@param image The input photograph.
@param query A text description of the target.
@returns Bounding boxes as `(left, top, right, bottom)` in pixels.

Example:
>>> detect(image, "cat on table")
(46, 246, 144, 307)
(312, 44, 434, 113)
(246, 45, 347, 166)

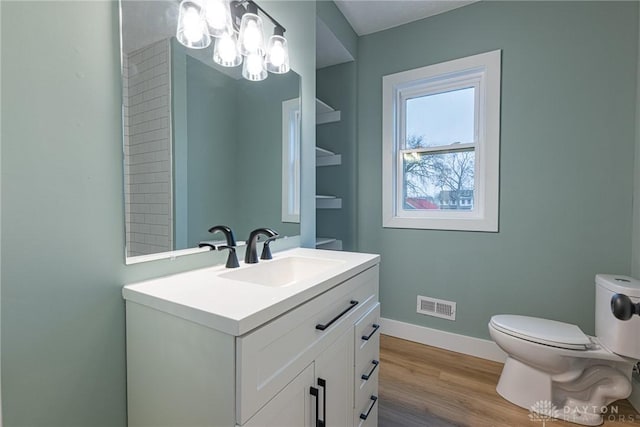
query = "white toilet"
(489, 274, 640, 426)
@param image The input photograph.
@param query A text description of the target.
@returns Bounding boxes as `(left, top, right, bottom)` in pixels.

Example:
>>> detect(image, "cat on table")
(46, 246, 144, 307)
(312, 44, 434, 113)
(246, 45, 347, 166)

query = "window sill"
(383, 215, 498, 232)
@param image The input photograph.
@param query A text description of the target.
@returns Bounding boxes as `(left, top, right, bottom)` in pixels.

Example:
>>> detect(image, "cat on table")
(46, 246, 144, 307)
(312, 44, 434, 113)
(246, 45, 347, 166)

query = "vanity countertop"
(122, 248, 380, 336)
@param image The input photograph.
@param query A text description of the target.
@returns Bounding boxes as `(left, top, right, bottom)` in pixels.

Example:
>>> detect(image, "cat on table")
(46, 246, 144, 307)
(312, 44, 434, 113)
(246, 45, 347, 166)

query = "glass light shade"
(204, 0, 232, 38)
(242, 52, 267, 81)
(176, 0, 211, 49)
(213, 32, 242, 67)
(265, 35, 290, 74)
(238, 13, 265, 56)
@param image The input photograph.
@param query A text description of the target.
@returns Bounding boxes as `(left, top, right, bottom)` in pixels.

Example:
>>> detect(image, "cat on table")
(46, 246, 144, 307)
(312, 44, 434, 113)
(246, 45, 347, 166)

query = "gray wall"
(357, 1, 638, 339)
(0, 1, 316, 425)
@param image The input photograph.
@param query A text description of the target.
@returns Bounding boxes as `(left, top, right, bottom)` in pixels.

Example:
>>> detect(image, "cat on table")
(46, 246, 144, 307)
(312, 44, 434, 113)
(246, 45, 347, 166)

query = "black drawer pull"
(361, 360, 379, 381)
(361, 323, 380, 341)
(310, 387, 320, 427)
(315, 300, 359, 331)
(317, 378, 326, 427)
(359, 395, 378, 421)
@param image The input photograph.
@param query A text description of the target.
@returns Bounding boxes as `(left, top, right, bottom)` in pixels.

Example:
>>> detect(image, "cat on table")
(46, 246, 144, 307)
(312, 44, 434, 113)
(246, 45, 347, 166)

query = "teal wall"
(184, 55, 238, 246)
(0, 1, 316, 425)
(317, 62, 358, 250)
(630, 3, 640, 279)
(357, 1, 638, 339)
(1, 2, 127, 424)
(235, 74, 301, 239)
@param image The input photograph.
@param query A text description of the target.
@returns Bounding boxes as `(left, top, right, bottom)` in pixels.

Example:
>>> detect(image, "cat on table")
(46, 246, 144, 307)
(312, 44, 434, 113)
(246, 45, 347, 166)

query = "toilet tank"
(595, 274, 640, 359)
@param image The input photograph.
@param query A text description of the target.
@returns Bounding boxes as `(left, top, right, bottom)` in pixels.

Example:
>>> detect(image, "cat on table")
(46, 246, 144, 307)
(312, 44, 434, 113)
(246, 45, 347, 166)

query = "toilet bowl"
(490, 274, 640, 426)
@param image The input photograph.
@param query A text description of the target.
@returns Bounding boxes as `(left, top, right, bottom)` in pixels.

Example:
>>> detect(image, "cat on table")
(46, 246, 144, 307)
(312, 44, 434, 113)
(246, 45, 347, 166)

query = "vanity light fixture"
(237, 2, 264, 56)
(176, 0, 290, 82)
(265, 26, 290, 74)
(176, 0, 211, 49)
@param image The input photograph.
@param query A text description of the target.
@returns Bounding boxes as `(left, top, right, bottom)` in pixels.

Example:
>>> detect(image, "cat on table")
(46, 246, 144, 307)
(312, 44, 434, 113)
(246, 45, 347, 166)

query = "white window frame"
(281, 98, 301, 223)
(382, 50, 501, 232)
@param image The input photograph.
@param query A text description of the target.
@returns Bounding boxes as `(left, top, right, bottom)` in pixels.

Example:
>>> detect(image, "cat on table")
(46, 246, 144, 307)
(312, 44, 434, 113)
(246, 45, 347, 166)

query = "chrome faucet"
(245, 228, 279, 264)
(208, 225, 239, 268)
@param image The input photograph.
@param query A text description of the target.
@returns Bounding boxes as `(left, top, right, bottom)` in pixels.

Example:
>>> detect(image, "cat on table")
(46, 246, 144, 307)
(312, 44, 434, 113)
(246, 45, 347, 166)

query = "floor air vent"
(417, 295, 456, 321)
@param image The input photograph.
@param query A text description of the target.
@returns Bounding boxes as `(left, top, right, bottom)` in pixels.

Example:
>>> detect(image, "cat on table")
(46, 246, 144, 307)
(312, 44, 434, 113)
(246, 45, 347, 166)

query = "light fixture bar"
(244, 0, 285, 34)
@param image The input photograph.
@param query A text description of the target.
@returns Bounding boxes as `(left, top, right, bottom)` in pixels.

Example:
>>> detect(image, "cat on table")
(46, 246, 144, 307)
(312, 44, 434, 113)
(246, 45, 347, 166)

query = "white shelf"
(316, 195, 342, 209)
(316, 99, 334, 115)
(316, 146, 335, 156)
(316, 98, 341, 125)
(316, 237, 343, 251)
(316, 98, 343, 246)
(316, 146, 342, 167)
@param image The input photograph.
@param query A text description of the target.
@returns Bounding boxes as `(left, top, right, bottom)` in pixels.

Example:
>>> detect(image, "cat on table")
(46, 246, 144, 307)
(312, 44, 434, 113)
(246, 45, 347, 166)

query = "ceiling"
(333, 0, 478, 36)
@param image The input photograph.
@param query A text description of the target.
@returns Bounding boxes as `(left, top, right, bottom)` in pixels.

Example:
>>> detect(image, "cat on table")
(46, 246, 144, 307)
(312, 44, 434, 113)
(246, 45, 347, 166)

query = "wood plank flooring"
(378, 335, 640, 426)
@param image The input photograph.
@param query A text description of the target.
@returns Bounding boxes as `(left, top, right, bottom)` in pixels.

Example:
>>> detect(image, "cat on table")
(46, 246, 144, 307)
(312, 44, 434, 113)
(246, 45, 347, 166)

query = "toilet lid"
(490, 315, 591, 350)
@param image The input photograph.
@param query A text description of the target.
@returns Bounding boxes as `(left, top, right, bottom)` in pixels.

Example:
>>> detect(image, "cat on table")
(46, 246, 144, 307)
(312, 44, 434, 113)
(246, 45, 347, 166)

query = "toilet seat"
(490, 315, 591, 350)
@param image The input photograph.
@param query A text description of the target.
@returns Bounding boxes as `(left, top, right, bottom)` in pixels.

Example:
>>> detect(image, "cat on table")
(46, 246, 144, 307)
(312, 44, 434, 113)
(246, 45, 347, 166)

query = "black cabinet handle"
(361, 323, 380, 341)
(310, 387, 320, 427)
(315, 300, 359, 331)
(317, 378, 326, 427)
(359, 395, 378, 421)
(361, 360, 379, 381)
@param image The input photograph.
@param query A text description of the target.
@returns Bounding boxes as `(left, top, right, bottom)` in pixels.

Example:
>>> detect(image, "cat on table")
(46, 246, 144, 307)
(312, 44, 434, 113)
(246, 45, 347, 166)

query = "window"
(282, 98, 301, 223)
(382, 50, 501, 231)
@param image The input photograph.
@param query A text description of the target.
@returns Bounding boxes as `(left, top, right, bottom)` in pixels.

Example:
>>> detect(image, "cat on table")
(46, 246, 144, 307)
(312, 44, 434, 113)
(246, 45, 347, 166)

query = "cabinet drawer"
(354, 303, 380, 374)
(236, 265, 379, 424)
(354, 392, 379, 427)
(354, 303, 380, 411)
(355, 356, 379, 411)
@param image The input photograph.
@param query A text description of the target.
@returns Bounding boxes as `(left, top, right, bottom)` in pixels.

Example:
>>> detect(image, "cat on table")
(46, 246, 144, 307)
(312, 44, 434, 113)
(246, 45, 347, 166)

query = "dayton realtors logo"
(528, 400, 636, 424)
(528, 400, 557, 426)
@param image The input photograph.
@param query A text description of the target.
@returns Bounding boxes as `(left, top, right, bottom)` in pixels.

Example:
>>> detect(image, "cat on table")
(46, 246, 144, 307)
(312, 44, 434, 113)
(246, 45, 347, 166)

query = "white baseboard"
(380, 317, 506, 363)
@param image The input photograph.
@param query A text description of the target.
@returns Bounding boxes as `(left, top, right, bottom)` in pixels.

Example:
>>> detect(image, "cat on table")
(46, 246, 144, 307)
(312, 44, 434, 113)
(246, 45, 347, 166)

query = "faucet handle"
(208, 225, 237, 247)
(245, 228, 279, 264)
(198, 243, 216, 251)
(218, 245, 240, 269)
(260, 235, 279, 260)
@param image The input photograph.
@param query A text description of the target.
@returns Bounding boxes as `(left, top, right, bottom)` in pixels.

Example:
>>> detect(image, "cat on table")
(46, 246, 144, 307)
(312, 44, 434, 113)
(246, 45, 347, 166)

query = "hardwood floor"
(378, 335, 640, 427)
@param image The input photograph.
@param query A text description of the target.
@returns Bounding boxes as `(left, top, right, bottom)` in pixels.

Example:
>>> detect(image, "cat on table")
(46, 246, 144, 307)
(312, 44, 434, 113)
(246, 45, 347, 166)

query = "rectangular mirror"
(120, 0, 301, 262)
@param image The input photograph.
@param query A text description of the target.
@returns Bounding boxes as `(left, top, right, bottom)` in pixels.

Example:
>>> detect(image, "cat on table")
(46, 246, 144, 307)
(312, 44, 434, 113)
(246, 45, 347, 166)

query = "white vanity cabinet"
(124, 249, 380, 427)
(245, 328, 354, 427)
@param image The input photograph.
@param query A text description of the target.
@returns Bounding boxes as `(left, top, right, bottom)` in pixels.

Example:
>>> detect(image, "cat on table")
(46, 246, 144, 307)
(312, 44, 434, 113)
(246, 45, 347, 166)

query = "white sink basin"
(220, 256, 344, 287)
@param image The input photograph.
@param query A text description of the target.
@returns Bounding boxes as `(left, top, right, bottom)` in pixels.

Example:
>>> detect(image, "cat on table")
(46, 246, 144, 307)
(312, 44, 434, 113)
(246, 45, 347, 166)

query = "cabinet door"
(243, 364, 314, 427)
(314, 329, 354, 427)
